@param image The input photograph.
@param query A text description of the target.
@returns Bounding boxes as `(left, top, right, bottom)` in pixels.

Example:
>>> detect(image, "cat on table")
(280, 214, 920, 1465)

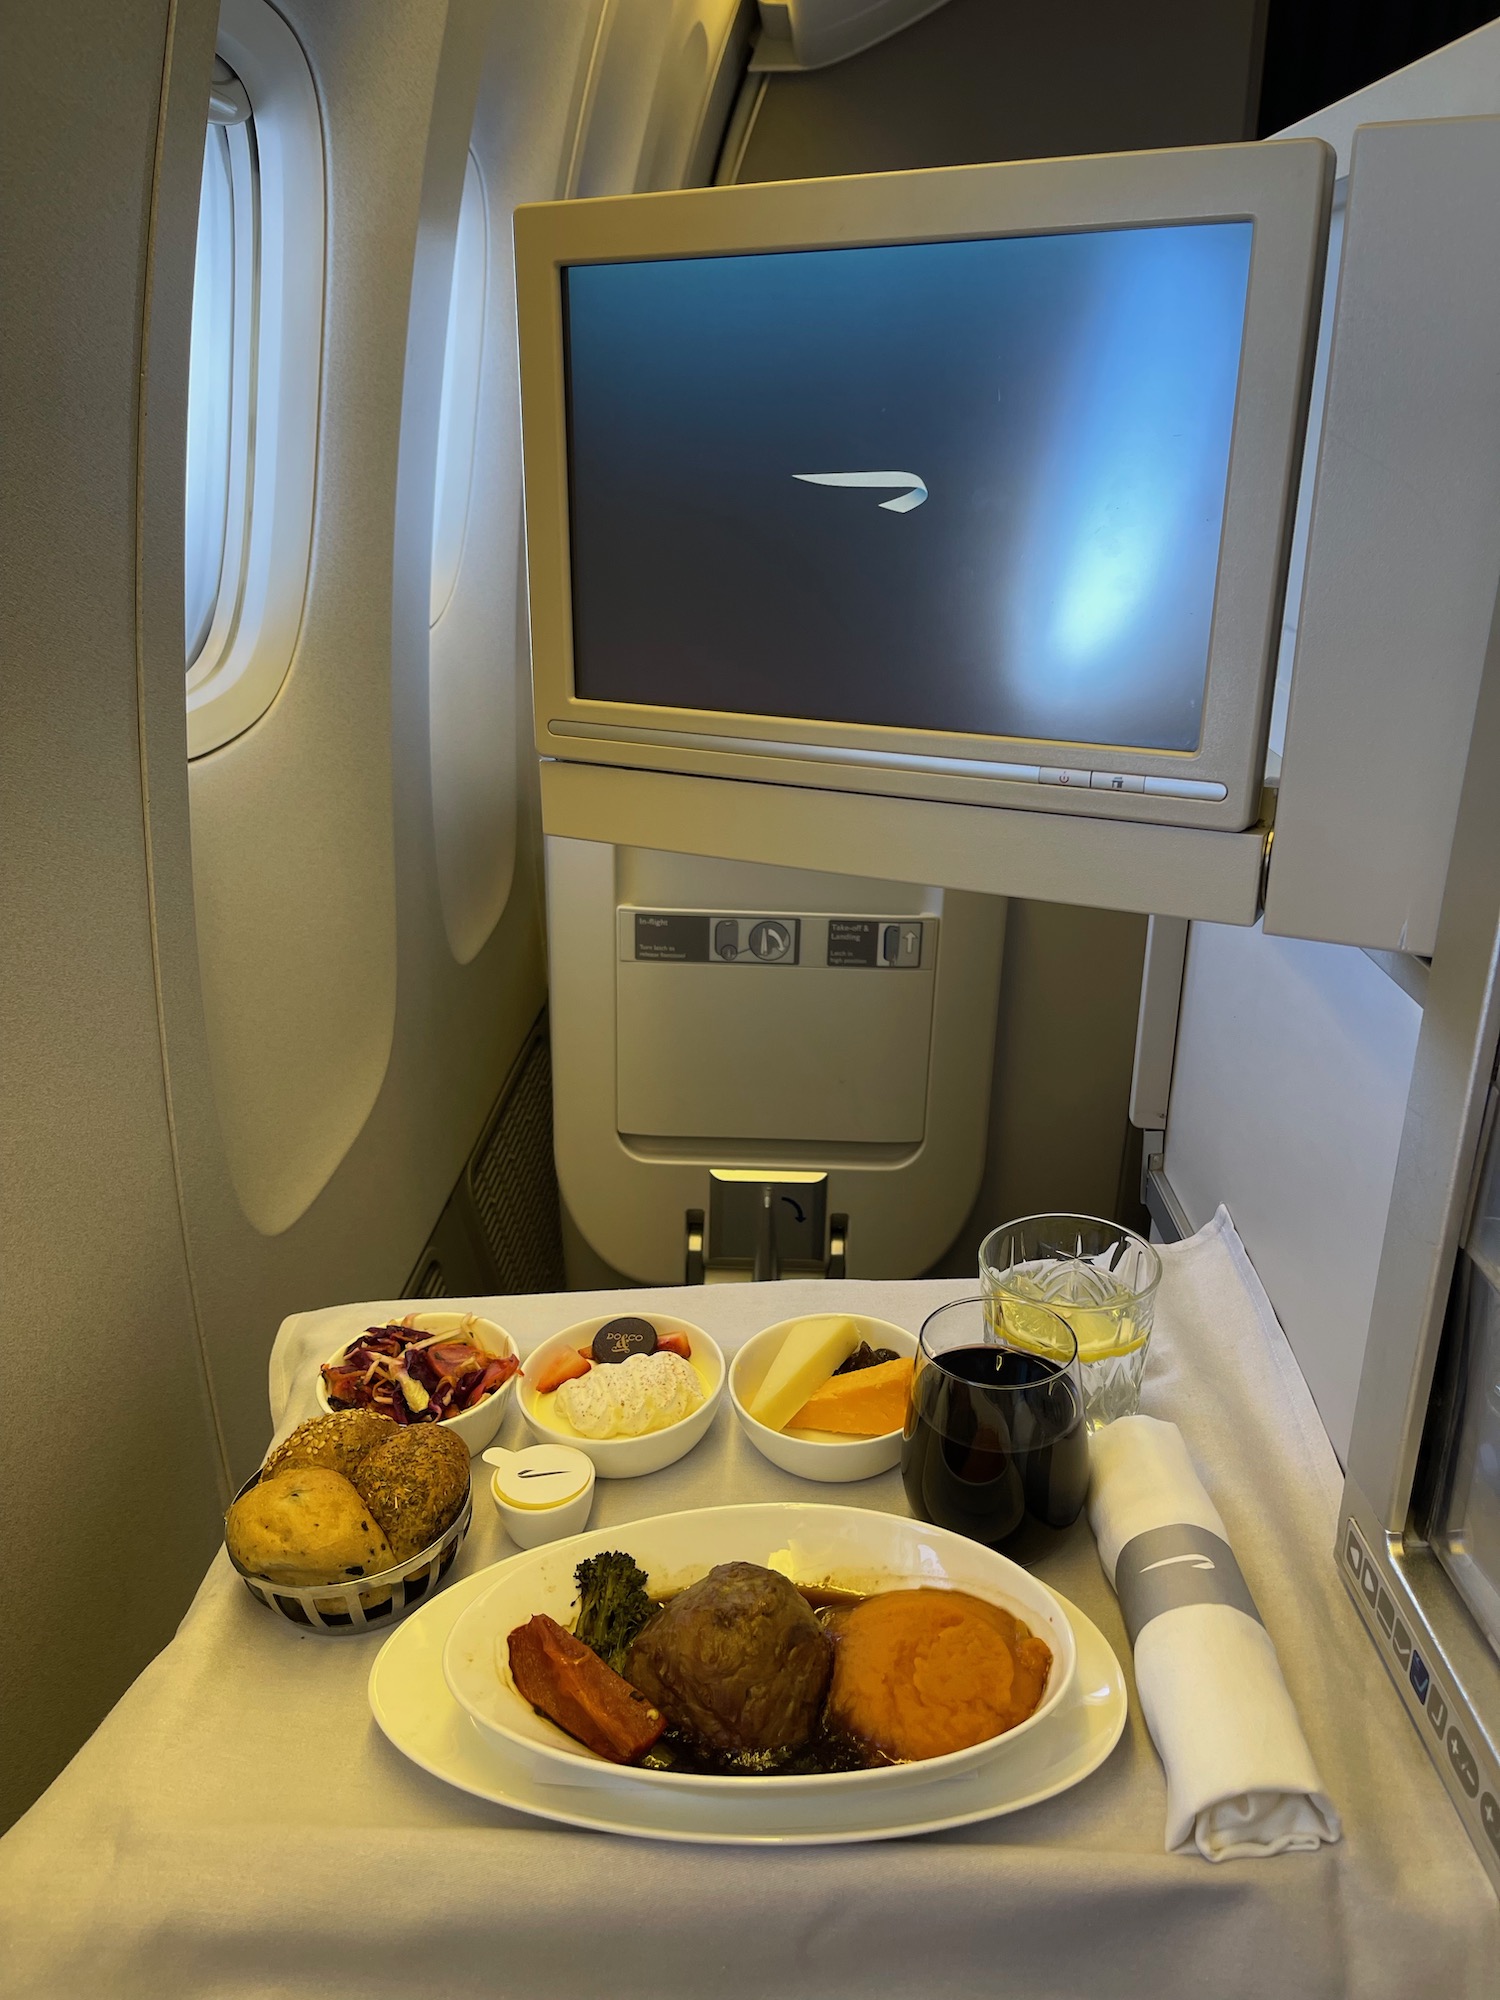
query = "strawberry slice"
(534, 1349, 591, 1396)
(656, 1331, 692, 1360)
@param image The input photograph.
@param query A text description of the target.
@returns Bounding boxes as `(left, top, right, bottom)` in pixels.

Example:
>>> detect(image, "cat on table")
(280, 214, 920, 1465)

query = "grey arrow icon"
(793, 470, 928, 513)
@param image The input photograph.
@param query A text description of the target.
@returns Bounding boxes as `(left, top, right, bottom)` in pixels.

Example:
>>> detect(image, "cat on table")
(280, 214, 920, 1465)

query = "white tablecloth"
(1, 1210, 1494, 1997)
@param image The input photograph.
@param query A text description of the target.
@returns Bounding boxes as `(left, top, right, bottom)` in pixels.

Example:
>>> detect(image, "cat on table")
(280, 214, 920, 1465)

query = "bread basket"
(226, 1474, 473, 1635)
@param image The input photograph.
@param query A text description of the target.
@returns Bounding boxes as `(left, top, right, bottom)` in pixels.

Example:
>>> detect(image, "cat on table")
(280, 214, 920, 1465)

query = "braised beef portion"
(624, 1561, 833, 1753)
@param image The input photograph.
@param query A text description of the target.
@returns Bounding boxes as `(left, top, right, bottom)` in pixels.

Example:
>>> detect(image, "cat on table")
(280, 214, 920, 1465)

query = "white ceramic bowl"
(443, 1502, 1077, 1797)
(519, 1314, 723, 1479)
(729, 1316, 917, 1483)
(315, 1310, 519, 1455)
(488, 1445, 596, 1550)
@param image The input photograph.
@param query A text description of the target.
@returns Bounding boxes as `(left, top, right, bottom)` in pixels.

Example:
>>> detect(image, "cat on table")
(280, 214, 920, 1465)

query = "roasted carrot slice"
(507, 1614, 665, 1763)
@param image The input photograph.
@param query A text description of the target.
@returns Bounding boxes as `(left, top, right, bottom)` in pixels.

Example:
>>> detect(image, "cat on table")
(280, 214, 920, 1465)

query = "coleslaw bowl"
(315, 1310, 519, 1454)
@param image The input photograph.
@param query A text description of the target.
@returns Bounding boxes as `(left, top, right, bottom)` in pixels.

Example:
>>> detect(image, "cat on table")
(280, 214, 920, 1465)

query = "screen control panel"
(620, 910, 933, 971)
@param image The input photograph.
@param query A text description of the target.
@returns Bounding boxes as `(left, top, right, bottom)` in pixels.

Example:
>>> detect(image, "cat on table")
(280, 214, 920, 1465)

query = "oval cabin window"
(184, 2, 323, 758)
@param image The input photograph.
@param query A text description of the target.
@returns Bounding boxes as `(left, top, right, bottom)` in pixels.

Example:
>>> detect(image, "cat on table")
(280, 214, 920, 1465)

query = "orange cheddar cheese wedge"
(787, 1356, 914, 1437)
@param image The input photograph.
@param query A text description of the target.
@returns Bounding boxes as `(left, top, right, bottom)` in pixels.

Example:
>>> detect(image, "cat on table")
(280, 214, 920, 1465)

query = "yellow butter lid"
(487, 1444, 592, 1510)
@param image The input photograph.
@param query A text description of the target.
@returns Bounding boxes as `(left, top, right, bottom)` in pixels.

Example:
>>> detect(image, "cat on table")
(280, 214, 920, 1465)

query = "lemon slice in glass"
(990, 1280, 1146, 1365)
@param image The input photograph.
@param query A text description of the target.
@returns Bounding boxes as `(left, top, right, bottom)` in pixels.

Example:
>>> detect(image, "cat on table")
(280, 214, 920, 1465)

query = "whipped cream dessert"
(553, 1350, 705, 1439)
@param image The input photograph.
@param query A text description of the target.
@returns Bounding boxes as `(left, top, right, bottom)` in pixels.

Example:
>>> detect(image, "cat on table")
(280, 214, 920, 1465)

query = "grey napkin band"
(1113, 1523, 1263, 1648)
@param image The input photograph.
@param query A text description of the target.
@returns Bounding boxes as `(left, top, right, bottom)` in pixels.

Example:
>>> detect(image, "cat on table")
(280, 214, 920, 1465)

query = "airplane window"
(430, 150, 488, 627)
(184, 6, 323, 759)
(185, 71, 252, 674)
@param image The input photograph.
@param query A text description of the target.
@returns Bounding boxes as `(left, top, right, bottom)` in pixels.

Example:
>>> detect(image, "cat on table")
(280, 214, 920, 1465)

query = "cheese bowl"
(729, 1318, 917, 1483)
(442, 1501, 1077, 1797)
(518, 1315, 723, 1478)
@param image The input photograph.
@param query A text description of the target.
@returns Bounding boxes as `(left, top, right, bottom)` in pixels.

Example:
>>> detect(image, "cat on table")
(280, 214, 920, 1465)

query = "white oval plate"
(369, 1565, 1125, 1846)
(441, 1502, 1077, 1797)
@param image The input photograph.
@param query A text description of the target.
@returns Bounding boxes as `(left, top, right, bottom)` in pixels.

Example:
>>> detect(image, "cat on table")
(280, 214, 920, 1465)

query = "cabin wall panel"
(931, 901, 1149, 1276)
(1164, 922, 1421, 1460)
(429, 0, 619, 965)
(140, 0, 615, 1485)
(1159, 23, 1500, 1462)
(0, 0, 605, 1833)
(184, 1, 446, 1235)
(0, 0, 224, 1834)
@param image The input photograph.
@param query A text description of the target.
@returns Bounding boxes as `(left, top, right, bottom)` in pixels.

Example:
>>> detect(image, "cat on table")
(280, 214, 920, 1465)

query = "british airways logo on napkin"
(1114, 1523, 1263, 1647)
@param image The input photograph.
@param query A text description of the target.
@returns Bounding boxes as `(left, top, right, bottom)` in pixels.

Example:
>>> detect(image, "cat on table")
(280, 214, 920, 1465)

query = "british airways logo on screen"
(793, 470, 928, 514)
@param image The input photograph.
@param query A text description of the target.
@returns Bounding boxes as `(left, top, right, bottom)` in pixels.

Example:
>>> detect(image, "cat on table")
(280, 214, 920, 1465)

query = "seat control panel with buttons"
(1341, 1513, 1500, 1890)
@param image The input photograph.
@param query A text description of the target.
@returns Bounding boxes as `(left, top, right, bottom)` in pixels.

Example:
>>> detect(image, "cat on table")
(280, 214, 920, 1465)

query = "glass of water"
(979, 1214, 1161, 1430)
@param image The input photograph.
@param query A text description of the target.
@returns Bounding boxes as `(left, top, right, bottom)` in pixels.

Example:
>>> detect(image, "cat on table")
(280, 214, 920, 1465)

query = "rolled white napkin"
(1088, 1415, 1340, 1861)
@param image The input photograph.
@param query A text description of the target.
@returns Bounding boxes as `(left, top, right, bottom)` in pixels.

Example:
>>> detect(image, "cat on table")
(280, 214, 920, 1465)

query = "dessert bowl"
(519, 1314, 723, 1478)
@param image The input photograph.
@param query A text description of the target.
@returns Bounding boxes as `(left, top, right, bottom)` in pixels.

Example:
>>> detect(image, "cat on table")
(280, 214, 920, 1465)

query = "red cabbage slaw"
(321, 1316, 519, 1424)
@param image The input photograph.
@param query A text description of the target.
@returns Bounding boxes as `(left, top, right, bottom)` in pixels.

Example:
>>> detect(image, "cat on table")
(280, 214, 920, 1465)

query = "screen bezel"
(516, 141, 1333, 833)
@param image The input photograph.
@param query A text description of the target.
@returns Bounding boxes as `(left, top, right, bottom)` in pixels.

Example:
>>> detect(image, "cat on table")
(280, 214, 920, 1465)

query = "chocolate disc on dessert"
(592, 1316, 659, 1365)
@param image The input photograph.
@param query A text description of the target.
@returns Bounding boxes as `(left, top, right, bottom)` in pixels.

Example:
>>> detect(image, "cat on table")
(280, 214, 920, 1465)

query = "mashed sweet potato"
(824, 1588, 1051, 1762)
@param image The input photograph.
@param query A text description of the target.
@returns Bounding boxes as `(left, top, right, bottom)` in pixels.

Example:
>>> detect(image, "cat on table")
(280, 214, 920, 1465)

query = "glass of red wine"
(901, 1297, 1089, 1561)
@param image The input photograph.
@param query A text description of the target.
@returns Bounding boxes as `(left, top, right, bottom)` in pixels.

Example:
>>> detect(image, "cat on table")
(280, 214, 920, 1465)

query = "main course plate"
(441, 1501, 1079, 1796)
(369, 1565, 1126, 1846)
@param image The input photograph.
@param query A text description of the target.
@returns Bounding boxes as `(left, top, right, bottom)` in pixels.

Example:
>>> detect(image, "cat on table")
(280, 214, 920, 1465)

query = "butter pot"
(485, 1444, 595, 1549)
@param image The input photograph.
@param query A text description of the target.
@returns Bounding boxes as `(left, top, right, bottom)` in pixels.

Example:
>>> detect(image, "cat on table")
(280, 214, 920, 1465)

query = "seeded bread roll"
(225, 1468, 395, 1585)
(352, 1424, 470, 1561)
(262, 1409, 399, 1484)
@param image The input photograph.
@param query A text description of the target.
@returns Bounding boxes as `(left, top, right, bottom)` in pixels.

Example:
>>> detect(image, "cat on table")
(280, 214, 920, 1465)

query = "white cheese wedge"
(748, 1315, 862, 1432)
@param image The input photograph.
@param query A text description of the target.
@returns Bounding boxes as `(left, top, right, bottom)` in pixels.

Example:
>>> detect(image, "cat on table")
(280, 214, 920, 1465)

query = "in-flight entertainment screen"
(563, 222, 1253, 755)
